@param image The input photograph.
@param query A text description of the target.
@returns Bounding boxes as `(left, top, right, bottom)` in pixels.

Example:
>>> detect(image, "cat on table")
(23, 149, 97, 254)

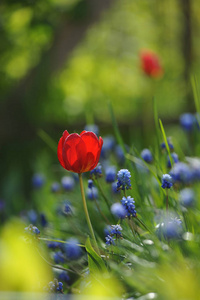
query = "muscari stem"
(95, 178, 111, 210)
(78, 173, 100, 255)
(166, 189, 169, 213)
(136, 216, 152, 234)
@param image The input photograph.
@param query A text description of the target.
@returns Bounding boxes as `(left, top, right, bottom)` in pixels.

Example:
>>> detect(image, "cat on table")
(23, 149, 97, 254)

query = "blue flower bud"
(141, 148, 153, 163)
(111, 203, 126, 219)
(61, 176, 75, 191)
(180, 113, 195, 131)
(117, 169, 131, 190)
(105, 166, 117, 183)
(161, 174, 173, 189)
(65, 238, 81, 260)
(32, 173, 45, 189)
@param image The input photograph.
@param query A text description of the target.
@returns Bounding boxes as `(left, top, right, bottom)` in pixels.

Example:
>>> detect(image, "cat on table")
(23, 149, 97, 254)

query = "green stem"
(95, 178, 111, 210)
(136, 216, 152, 234)
(166, 189, 169, 214)
(128, 218, 136, 238)
(78, 173, 100, 255)
(93, 197, 111, 225)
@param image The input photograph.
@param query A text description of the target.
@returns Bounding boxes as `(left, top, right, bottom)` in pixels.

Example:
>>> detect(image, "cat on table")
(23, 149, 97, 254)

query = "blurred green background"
(0, 0, 200, 210)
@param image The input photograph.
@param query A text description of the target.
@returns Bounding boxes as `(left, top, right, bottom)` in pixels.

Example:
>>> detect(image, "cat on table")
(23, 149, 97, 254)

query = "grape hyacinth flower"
(47, 242, 61, 250)
(117, 169, 131, 190)
(110, 224, 123, 238)
(105, 166, 117, 183)
(111, 203, 126, 219)
(45, 279, 63, 294)
(65, 238, 81, 260)
(27, 209, 37, 225)
(86, 187, 98, 200)
(88, 179, 94, 189)
(170, 162, 193, 184)
(161, 174, 173, 189)
(24, 224, 40, 237)
(101, 135, 115, 159)
(141, 149, 153, 163)
(105, 235, 115, 245)
(115, 145, 125, 164)
(40, 213, 48, 227)
(104, 225, 111, 237)
(63, 201, 73, 216)
(180, 113, 195, 131)
(61, 176, 75, 191)
(58, 271, 70, 283)
(156, 218, 183, 240)
(51, 182, 60, 193)
(167, 153, 179, 168)
(84, 124, 99, 136)
(121, 196, 137, 218)
(112, 181, 120, 194)
(54, 251, 65, 264)
(179, 188, 195, 208)
(161, 138, 174, 151)
(32, 173, 45, 189)
(90, 163, 102, 178)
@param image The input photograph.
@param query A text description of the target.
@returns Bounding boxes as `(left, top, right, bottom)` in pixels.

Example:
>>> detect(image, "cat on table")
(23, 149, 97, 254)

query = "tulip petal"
(63, 134, 87, 173)
(89, 136, 103, 171)
(80, 132, 100, 171)
(81, 152, 95, 173)
(81, 131, 100, 155)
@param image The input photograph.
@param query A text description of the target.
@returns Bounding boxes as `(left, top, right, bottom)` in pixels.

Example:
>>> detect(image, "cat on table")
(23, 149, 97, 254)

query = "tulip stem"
(78, 173, 100, 255)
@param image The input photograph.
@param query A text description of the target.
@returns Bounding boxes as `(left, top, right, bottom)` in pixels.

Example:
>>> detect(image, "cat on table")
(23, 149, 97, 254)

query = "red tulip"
(57, 130, 103, 173)
(140, 51, 163, 78)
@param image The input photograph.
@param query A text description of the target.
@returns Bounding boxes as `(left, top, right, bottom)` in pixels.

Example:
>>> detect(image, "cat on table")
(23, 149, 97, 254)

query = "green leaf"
(191, 75, 200, 119)
(159, 119, 173, 168)
(85, 237, 107, 274)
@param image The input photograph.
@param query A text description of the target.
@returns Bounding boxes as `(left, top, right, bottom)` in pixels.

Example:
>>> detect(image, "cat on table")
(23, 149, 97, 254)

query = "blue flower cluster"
(24, 224, 40, 237)
(110, 224, 123, 237)
(167, 153, 179, 168)
(65, 238, 81, 260)
(88, 179, 94, 189)
(101, 135, 115, 159)
(58, 271, 70, 283)
(45, 279, 63, 293)
(180, 113, 196, 131)
(54, 251, 65, 264)
(121, 196, 137, 217)
(84, 124, 99, 136)
(161, 174, 173, 189)
(141, 148, 153, 163)
(170, 162, 193, 184)
(105, 224, 123, 245)
(32, 173, 45, 189)
(158, 218, 182, 240)
(105, 235, 115, 245)
(105, 166, 117, 183)
(161, 138, 174, 151)
(179, 188, 195, 208)
(117, 169, 131, 190)
(86, 187, 98, 200)
(90, 163, 102, 178)
(111, 203, 126, 219)
(61, 176, 75, 191)
(51, 182, 60, 193)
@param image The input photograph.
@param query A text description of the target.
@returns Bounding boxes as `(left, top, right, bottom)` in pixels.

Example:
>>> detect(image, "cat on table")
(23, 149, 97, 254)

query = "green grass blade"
(38, 129, 57, 152)
(159, 119, 173, 169)
(108, 100, 126, 153)
(191, 75, 200, 117)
